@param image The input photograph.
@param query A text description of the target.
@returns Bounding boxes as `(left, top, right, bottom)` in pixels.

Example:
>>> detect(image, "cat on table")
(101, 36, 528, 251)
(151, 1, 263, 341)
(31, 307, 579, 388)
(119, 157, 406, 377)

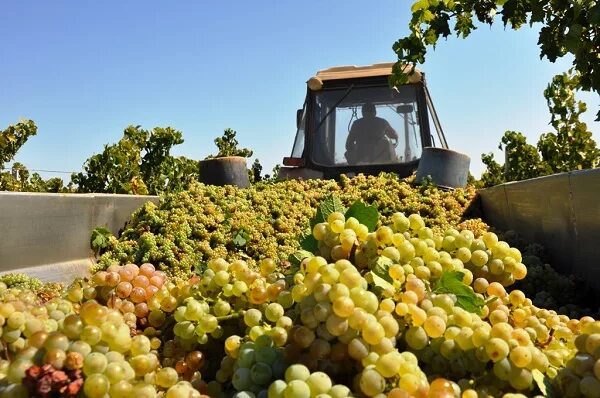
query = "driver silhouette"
(345, 102, 398, 164)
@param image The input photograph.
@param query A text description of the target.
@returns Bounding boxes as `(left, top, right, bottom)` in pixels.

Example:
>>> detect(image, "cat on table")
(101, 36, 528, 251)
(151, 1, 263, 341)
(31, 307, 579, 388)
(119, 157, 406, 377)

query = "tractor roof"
(314, 62, 422, 82)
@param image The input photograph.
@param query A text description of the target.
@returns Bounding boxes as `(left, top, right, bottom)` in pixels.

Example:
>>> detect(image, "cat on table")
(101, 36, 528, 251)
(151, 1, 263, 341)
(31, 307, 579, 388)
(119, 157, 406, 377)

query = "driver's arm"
(384, 121, 398, 141)
(346, 122, 358, 150)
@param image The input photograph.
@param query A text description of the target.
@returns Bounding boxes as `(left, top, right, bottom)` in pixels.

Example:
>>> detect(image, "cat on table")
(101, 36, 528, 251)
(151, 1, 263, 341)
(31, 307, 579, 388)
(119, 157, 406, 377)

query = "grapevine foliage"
(72, 125, 199, 195)
(0, 120, 65, 192)
(205, 128, 253, 159)
(394, 0, 600, 119)
(479, 70, 600, 187)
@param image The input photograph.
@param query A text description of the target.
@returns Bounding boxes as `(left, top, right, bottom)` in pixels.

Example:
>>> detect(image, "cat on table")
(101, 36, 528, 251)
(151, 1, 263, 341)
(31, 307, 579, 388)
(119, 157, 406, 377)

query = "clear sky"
(1, 1, 598, 180)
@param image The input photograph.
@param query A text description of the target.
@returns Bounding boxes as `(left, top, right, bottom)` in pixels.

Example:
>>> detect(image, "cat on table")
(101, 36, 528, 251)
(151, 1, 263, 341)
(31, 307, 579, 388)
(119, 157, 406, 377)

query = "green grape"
(485, 337, 510, 362)
(6, 358, 32, 384)
(105, 361, 126, 383)
(233, 367, 253, 391)
(245, 309, 263, 327)
(471, 250, 488, 267)
(131, 335, 152, 356)
(362, 321, 385, 345)
(264, 303, 284, 323)
(83, 373, 110, 398)
(329, 385, 351, 398)
(359, 368, 385, 396)
(251, 362, 273, 385)
(134, 383, 158, 398)
(405, 326, 429, 350)
(268, 380, 288, 398)
(284, 380, 311, 398)
(109, 380, 134, 397)
(306, 372, 332, 396)
(83, 352, 108, 375)
(285, 364, 310, 382)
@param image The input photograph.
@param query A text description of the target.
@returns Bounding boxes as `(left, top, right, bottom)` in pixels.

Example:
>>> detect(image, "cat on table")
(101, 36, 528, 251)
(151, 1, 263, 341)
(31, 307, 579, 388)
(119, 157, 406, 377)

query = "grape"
(131, 335, 152, 355)
(332, 296, 354, 318)
(285, 364, 310, 382)
(166, 381, 196, 398)
(268, 380, 288, 398)
(362, 321, 385, 345)
(424, 315, 446, 338)
(84, 373, 110, 398)
(186, 350, 205, 370)
(245, 309, 263, 327)
(509, 345, 532, 368)
(360, 368, 385, 396)
(265, 303, 285, 323)
(485, 338, 510, 362)
(83, 352, 108, 374)
(233, 367, 253, 391)
(110, 380, 134, 397)
(284, 380, 311, 398)
(105, 361, 126, 383)
(405, 326, 428, 350)
(251, 362, 273, 385)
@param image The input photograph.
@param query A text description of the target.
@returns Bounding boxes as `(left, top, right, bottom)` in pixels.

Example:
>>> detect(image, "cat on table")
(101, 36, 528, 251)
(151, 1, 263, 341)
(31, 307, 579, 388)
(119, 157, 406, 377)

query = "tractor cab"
(279, 63, 447, 180)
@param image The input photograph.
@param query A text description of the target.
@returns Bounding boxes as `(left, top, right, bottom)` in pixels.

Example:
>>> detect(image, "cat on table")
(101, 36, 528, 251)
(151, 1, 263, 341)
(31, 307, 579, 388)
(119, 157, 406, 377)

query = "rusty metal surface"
(479, 169, 600, 280)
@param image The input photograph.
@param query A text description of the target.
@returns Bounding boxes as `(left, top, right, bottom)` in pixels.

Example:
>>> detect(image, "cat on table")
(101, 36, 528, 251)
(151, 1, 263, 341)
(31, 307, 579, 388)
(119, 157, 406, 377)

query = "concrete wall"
(479, 168, 600, 281)
(0, 193, 159, 283)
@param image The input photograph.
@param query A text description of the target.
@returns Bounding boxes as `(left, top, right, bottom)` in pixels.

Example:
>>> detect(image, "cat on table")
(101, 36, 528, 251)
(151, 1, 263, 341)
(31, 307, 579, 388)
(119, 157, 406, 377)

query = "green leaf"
(300, 233, 319, 253)
(411, 0, 429, 13)
(369, 271, 394, 292)
(532, 369, 558, 397)
(312, 194, 346, 229)
(90, 227, 112, 254)
(232, 228, 249, 248)
(289, 250, 313, 267)
(194, 262, 207, 275)
(434, 271, 485, 314)
(589, 4, 600, 25)
(371, 256, 394, 284)
(345, 201, 379, 232)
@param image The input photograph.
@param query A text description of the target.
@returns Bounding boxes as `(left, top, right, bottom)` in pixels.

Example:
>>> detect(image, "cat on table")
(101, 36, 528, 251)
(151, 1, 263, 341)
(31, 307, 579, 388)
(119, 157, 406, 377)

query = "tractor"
(279, 63, 450, 180)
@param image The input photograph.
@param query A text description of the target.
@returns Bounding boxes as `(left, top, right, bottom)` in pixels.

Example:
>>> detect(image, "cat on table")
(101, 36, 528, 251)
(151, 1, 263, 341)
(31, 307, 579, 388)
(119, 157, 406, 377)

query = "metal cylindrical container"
(199, 156, 250, 188)
(415, 147, 470, 189)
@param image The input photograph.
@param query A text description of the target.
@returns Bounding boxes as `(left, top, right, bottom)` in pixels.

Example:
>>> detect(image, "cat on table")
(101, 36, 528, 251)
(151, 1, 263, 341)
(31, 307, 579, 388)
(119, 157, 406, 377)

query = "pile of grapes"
(96, 174, 483, 275)
(0, 175, 598, 397)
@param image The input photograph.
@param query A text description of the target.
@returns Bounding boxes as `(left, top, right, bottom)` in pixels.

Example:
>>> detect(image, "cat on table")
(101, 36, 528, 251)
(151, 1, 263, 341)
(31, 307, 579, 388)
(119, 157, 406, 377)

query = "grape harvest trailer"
(0, 168, 598, 285)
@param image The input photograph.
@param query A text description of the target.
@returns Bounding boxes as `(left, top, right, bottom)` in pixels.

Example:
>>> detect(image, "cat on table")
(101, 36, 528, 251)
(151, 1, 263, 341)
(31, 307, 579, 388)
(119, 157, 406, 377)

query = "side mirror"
(296, 109, 303, 128)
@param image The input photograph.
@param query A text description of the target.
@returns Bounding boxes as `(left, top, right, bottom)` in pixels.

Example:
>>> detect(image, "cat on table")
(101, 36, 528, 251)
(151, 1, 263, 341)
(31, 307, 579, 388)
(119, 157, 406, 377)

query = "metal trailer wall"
(0, 193, 159, 283)
(478, 168, 600, 282)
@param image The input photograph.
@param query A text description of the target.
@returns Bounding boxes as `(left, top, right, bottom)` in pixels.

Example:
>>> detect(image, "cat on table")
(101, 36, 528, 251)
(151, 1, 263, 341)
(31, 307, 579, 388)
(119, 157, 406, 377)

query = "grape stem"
(215, 313, 240, 321)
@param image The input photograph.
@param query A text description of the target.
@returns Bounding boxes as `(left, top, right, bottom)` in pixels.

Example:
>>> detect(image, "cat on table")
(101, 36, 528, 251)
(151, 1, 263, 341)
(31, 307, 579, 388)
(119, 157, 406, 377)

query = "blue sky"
(1, 1, 598, 179)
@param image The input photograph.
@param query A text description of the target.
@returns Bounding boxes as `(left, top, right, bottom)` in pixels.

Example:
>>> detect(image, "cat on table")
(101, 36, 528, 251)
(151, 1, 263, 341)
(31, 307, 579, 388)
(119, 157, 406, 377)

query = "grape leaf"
(433, 271, 485, 314)
(300, 233, 318, 253)
(369, 271, 394, 292)
(345, 200, 379, 232)
(532, 369, 558, 397)
(311, 194, 346, 228)
(232, 228, 249, 248)
(90, 227, 112, 254)
(371, 256, 394, 284)
(289, 250, 313, 267)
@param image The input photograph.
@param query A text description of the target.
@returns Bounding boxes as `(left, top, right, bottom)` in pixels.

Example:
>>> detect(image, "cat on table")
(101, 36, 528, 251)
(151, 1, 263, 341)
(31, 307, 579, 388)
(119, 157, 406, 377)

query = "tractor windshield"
(311, 85, 422, 166)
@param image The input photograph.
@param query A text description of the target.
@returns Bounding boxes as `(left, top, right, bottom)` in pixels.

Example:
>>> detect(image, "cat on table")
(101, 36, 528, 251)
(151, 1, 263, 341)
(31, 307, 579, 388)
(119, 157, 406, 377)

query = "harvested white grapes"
(0, 179, 597, 398)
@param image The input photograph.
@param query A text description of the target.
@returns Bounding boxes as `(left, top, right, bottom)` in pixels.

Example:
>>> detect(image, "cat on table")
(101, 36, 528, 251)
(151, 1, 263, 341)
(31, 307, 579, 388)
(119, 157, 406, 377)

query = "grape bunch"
(67, 263, 169, 332)
(553, 319, 600, 397)
(266, 364, 352, 398)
